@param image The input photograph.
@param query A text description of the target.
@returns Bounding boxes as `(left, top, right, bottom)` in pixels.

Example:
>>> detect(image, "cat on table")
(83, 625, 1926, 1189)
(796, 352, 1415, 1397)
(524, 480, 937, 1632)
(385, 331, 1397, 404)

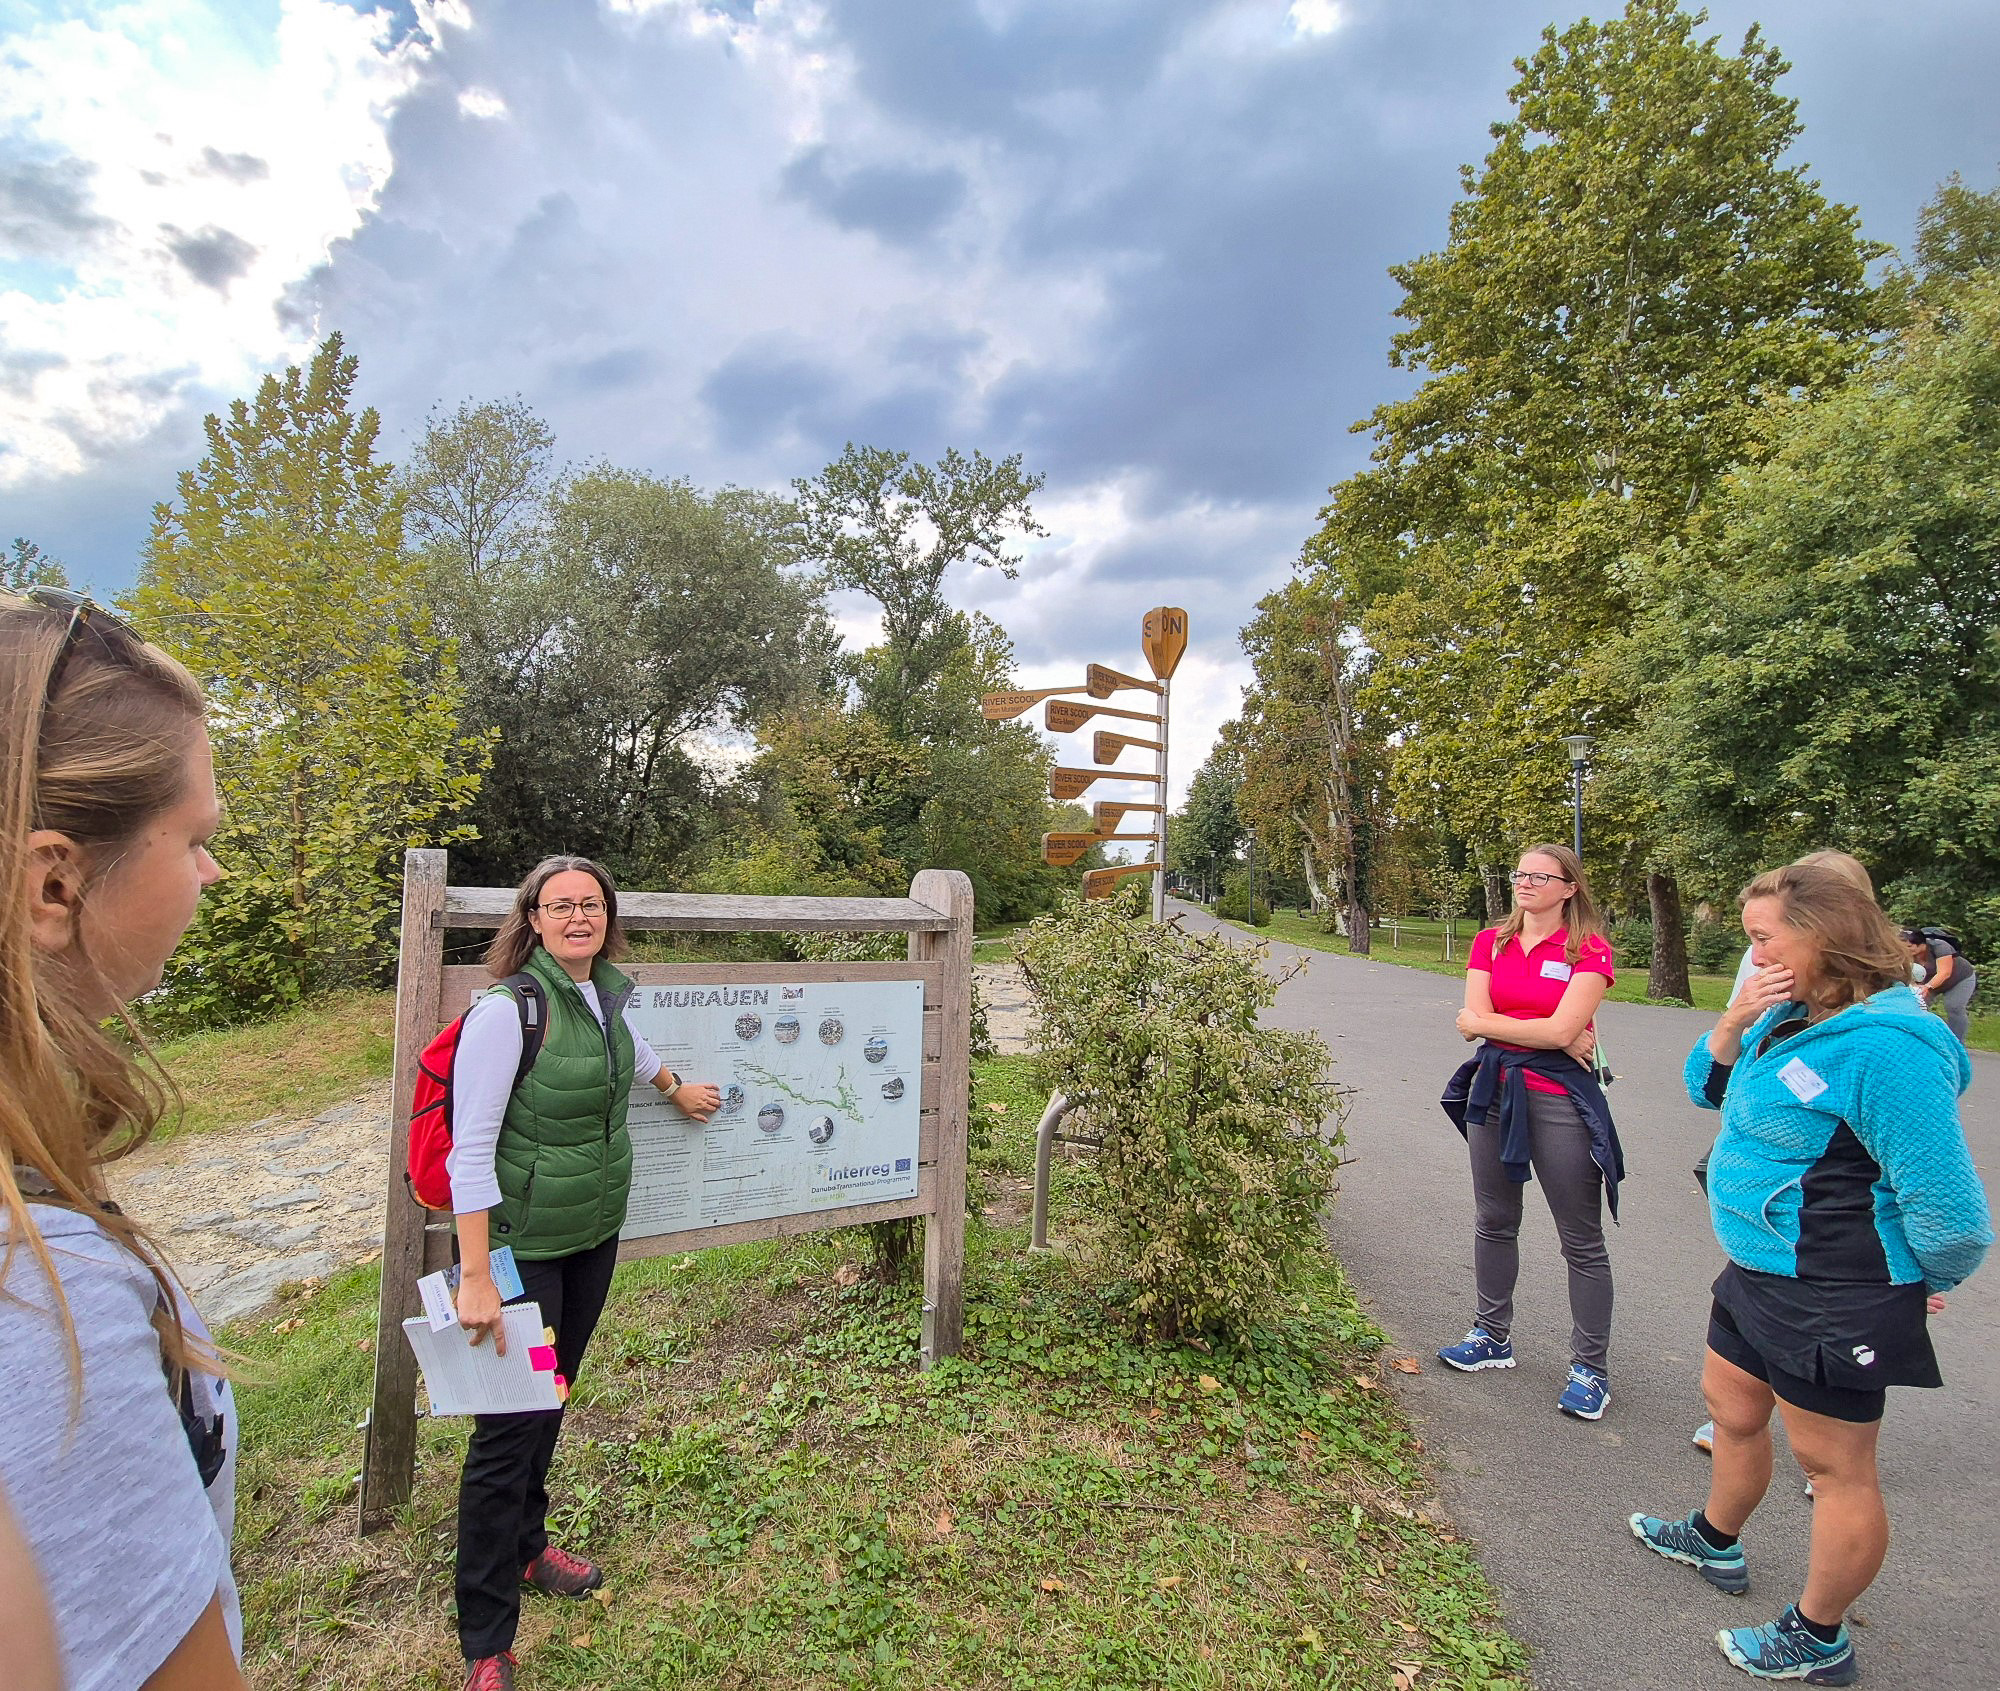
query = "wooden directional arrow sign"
(1093, 800, 1163, 832)
(1042, 830, 1160, 868)
(981, 684, 1086, 722)
(1082, 862, 1163, 900)
(1086, 663, 1163, 700)
(1045, 697, 1160, 734)
(1093, 729, 1163, 764)
(1141, 607, 1189, 680)
(1050, 765, 1163, 802)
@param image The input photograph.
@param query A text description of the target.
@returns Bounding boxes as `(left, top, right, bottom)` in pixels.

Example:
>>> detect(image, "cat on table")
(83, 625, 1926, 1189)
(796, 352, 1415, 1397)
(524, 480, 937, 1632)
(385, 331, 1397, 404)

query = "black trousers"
(455, 1233, 620, 1659)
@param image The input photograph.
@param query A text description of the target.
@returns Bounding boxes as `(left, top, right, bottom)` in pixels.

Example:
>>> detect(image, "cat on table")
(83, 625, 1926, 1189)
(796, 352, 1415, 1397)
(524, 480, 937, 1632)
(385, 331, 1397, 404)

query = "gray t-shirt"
(0, 1204, 239, 1689)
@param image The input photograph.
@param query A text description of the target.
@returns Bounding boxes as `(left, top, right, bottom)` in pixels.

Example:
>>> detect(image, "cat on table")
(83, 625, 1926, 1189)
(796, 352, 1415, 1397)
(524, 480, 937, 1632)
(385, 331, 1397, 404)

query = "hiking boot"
(1694, 1419, 1716, 1453)
(523, 1544, 603, 1598)
(463, 1653, 516, 1691)
(1629, 1509, 1749, 1594)
(1558, 1362, 1610, 1420)
(1717, 1606, 1856, 1684)
(1437, 1326, 1515, 1372)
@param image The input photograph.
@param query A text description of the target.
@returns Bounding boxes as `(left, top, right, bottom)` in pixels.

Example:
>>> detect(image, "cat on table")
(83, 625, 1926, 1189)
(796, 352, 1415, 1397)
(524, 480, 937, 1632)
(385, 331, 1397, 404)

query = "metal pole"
(1152, 675, 1170, 921)
(1570, 759, 1584, 860)
(1030, 1091, 1070, 1251)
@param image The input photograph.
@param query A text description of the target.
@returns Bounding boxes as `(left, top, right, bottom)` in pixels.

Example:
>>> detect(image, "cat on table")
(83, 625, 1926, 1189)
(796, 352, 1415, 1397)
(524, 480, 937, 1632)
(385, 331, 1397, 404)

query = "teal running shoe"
(1628, 1509, 1749, 1594)
(1717, 1606, 1855, 1684)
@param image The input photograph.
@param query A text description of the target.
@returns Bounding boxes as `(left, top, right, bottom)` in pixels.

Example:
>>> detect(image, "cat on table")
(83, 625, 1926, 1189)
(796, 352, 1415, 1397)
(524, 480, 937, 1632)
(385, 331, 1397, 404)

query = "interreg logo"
(894, 1158, 912, 1173)
(819, 1163, 894, 1184)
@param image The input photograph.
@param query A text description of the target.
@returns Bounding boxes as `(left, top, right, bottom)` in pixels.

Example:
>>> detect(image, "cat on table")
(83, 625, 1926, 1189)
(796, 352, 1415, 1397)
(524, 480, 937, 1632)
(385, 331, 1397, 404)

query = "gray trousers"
(1935, 973, 1977, 1043)
(1467, 1086, 1613, 1373)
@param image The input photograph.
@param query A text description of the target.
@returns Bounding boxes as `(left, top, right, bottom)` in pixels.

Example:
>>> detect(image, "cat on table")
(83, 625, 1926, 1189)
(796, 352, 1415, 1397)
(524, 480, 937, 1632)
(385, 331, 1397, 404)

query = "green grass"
(1228, 910, 1732, 1010)
(146, 990, 396, 1142)
(1215, 909, 1999, 1051)
(973, 919, 1036, 965)
(222, 1054, 1526, 1691)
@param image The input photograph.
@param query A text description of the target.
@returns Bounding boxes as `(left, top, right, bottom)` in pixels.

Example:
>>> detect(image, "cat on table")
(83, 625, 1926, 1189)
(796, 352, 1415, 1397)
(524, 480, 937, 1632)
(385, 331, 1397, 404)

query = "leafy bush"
(1608, 917, 1654, 971)
(1689, 917, 1742, 973)
(1215, 871, 1271, 926)
(1017, 901, 1342, 1339)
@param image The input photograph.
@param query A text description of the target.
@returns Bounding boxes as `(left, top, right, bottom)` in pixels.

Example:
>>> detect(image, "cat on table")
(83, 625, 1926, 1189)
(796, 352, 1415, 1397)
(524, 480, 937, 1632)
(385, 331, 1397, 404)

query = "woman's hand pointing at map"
(661, 1073, 722, 1121)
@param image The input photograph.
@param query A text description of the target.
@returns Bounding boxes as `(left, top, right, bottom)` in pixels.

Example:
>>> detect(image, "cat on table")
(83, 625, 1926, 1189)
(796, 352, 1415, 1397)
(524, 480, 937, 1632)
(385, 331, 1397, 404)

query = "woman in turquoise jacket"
(1629, 862, 1990, 1686)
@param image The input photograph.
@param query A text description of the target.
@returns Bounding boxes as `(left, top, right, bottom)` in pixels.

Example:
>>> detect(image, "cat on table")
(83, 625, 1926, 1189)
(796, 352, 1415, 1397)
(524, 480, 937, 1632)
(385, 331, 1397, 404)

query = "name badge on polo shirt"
(1540, 960, 1573, 982)
(1778, 1057, 1828, 1104)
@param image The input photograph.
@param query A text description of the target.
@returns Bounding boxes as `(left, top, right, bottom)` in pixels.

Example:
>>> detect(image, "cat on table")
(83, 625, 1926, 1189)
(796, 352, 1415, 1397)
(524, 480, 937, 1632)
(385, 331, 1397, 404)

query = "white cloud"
(1287, 0, 1346, 40)
(456, 87, 508, 120)
(0, 0, 427, 485)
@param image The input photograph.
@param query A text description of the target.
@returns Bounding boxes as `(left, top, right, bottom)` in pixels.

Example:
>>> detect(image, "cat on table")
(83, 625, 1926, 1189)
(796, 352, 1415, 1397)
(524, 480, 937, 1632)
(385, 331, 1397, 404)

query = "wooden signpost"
(1087, 663, 1162, 699)
(1093, 800, 1162, 833)
(358, 854, 974, 1534)
(987, 608, 1187, 920)
(1093, 730, 1161, 764)
(1048, 765, 1162, 803)
(981, 685, 1088, 722)
(1044, 698, 1157, 734)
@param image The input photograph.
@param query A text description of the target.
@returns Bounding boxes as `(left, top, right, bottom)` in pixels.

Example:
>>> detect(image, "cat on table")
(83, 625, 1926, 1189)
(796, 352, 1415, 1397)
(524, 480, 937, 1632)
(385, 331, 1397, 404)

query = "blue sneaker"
(1717, 1606, 1855, 1684)
(1558, 1362, 1610, 1419)
(1437, 1327, 1515, 1372)
(1628, 1509, 1749, 1594)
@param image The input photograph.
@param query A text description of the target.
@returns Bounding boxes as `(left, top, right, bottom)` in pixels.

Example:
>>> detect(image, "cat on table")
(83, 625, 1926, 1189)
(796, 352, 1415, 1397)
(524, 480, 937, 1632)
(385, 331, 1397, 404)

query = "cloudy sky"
(5, 0, 1997, 800)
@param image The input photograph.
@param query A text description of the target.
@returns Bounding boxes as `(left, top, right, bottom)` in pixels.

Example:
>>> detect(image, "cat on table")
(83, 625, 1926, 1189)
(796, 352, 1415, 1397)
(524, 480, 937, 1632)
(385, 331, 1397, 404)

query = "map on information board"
(620, 978, 926, 1240)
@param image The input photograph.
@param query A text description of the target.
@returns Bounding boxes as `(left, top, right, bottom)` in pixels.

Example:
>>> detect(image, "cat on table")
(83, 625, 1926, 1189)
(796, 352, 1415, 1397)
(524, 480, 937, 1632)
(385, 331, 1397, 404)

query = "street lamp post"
(1561, 734, 1594, 861)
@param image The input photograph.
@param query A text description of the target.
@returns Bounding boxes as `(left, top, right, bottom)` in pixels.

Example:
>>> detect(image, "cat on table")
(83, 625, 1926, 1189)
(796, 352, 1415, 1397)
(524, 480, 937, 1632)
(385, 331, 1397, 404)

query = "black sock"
(1792, 1607, 1843, 1645)
(1692, 1510, 1738, 1551)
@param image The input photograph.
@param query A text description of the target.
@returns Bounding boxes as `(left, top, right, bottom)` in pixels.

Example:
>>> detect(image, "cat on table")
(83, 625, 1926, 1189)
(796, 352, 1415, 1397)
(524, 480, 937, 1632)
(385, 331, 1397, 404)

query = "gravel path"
(111, 963, 1036, 1328)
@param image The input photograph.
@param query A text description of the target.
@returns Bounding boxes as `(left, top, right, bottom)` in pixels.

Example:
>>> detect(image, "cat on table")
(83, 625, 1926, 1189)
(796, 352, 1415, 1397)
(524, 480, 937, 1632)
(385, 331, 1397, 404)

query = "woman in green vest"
(449, 856, 718, 1691)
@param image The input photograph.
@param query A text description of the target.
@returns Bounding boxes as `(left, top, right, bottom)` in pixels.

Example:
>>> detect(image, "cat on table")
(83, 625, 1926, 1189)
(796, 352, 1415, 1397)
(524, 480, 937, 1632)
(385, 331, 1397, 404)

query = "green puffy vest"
(489, 945, 637, 1260)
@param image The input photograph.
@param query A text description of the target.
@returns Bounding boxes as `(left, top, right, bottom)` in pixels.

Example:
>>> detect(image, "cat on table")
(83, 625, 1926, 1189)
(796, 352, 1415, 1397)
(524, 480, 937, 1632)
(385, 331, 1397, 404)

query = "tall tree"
(791, 444, 1045, 740)
(402, 396, 557, 578)
(1169, 746, 1244, 903)
(1237, 574, 1386, 950)
(132, 334, 489, 1022)
(1317, 0, 1887, 993)
(1630, 262, 2000, 955)
(4, 538, 70, 591)
(404, 400, 838, 885)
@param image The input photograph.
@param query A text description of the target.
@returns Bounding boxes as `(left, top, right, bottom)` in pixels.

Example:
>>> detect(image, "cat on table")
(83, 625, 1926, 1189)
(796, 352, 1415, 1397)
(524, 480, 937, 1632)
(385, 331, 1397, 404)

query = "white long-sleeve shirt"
(446, 979, 665, 1215)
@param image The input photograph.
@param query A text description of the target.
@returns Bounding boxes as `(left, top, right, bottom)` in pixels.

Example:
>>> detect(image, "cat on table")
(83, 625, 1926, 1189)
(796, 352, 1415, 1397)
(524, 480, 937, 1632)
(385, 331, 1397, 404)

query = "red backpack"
(405, 974, 548, 1211)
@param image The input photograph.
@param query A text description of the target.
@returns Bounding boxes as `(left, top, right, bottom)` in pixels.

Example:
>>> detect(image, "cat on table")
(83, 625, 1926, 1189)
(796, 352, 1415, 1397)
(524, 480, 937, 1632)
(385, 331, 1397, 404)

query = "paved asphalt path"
(1168, 901, 2000, 1690)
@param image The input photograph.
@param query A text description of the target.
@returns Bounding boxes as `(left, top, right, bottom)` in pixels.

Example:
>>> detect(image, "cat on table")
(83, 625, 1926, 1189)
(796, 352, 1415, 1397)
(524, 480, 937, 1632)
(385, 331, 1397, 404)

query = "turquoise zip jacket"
(1684, 984, 1990, 1294)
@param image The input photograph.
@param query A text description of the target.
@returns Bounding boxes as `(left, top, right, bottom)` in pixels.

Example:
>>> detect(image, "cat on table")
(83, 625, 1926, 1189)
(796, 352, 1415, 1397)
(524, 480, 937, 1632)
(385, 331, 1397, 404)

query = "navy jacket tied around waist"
(1442, 1043, 1627, 1220)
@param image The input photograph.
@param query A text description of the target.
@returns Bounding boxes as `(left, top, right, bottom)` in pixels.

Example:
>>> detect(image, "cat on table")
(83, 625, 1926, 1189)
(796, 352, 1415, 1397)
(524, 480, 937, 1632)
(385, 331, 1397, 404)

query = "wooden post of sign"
(910, 867, 972, 1368)
(1141, 607, 1190, 922)
(359, 848, 452, 1533)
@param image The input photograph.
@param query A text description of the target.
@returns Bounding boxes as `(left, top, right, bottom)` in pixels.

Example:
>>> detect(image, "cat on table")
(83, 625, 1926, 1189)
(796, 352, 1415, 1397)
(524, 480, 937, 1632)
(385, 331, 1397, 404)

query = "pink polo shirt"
(1468, 926, 1615, 1095)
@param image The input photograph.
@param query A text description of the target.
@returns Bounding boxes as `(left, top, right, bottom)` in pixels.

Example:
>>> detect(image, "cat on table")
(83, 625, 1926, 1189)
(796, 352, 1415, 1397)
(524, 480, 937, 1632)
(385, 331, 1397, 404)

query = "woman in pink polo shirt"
(1438, 843, 1624, 1420)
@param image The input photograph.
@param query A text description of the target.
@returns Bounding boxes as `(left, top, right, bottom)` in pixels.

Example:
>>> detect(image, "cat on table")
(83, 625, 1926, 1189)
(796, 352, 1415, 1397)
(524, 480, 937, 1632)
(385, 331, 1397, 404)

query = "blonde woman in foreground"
(0, 589, 243, 1690)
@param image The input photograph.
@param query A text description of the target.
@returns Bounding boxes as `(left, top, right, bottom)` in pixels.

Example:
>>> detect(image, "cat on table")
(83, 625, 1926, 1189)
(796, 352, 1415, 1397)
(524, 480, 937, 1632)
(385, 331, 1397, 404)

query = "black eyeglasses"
(27, 585, 142, 704)
(536, 897, 607, 920)
(1510, 870, 1574, 888)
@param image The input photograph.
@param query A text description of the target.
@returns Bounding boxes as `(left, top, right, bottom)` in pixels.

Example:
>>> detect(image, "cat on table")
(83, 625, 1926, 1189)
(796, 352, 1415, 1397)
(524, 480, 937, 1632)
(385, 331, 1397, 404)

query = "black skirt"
(1712, 1262, 1942, 1394)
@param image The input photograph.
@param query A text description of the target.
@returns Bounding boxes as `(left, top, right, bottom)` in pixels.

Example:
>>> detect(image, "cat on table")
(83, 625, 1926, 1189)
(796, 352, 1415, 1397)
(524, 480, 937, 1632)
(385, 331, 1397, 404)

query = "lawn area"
(146, 990, 396, 1142)
(1212, 909, 2000, 1053)
(973, 918, 1036, 964)
(1227, 910, 1732, 1011)
(221, 1053, 1526, 1691)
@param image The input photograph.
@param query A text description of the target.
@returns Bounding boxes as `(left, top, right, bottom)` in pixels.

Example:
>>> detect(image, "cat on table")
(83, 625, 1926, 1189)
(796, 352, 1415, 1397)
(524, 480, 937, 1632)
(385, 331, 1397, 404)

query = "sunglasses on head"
(26, 585, 142, 704)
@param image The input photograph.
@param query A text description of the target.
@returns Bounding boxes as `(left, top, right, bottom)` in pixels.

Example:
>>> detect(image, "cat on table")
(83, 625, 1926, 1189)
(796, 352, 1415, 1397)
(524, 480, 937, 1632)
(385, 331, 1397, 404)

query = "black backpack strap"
(503, 972, 548, 1090)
